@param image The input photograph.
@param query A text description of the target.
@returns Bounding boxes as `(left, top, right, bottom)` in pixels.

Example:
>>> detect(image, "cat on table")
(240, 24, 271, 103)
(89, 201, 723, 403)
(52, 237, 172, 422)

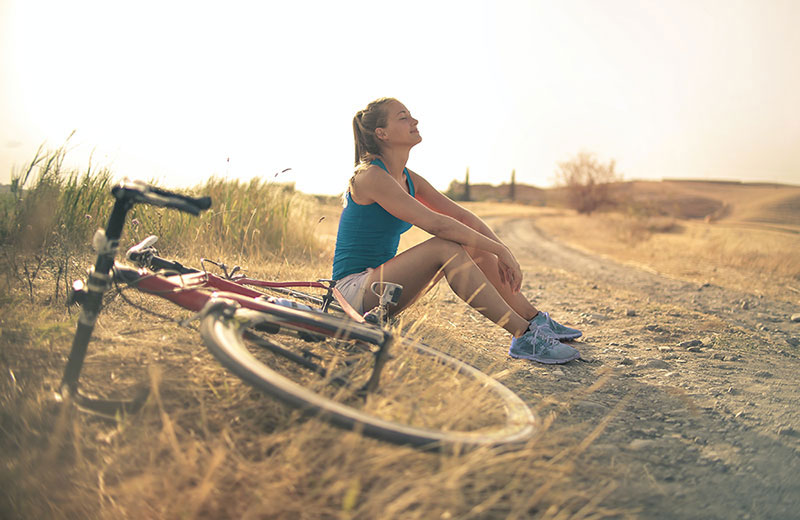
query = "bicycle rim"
(199, 304, 535, 449)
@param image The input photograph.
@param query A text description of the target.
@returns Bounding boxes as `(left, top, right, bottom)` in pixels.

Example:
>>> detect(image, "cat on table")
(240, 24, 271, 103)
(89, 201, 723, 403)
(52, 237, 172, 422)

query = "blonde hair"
(348, 97, 397, 194)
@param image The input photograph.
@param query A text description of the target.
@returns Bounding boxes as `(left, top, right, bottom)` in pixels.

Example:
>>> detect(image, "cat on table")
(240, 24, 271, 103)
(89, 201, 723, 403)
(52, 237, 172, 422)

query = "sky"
(2, 0, 799, 195)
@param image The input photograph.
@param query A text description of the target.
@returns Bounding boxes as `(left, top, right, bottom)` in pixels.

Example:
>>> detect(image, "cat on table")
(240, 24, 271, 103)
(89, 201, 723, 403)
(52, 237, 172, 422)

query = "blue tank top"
(332, 159, 415, 280)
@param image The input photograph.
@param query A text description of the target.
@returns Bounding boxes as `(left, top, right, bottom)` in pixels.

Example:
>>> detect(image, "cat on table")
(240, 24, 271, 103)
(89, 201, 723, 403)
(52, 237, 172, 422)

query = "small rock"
(628, 439, 659, 451)
(626, 309, 637, 317)
(679, 340, 703, 348)
(621, 343, 636, 349)
(619, 357, 635, 366)
(687, 346, 704, 353)
(646, 359, 671, 370)
(551, 367, 565, 377)
(576, 400, 609, 413)
(713, 353, 727, 360)
(787, 337, 800, 347)
(754, 371, 773, 378)
(778, 426, 800, 437)
(580, 312, 608, 322)
(740, 300, 750, 309)
(658, 346, 673, 353)
(791, 313, 800, 323)
(645, 324, 661, 332)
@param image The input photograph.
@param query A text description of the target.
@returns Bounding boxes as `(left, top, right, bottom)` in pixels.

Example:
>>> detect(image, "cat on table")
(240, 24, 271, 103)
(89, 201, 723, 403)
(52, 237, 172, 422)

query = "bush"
(555, 151, 620, 214)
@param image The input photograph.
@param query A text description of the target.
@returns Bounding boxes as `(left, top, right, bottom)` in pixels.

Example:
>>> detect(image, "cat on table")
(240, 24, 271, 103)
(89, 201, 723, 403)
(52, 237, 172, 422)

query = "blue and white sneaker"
(509, 328, 581, 364)
(530, 311, 582, 341)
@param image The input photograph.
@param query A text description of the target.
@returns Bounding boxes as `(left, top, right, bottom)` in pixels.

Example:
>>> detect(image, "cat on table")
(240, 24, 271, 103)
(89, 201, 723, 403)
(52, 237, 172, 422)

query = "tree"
(509, 169, 516, 201)
(463, 167, 471, 202)
(555, 151, 619, 214)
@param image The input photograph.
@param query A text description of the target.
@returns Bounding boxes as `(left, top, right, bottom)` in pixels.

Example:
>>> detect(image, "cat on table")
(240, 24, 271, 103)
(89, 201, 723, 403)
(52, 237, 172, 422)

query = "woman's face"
(377, 101, 422, 148)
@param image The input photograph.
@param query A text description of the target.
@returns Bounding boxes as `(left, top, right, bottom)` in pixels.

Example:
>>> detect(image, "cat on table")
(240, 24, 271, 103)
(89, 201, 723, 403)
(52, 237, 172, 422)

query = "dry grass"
(535, 206, 800, 302)
(0, 141, 621, 519)
(19, 155, 800, 517)
(0, 256, 626, 519)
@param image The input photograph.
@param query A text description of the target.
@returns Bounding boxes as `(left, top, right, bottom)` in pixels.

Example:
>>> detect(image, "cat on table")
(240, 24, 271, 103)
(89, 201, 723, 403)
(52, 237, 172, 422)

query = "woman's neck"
(377, 148, 410, 179)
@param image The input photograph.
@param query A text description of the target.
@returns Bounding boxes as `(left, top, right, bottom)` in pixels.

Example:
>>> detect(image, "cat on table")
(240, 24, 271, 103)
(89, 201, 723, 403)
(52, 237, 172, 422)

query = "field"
(1, 156, 799, 519)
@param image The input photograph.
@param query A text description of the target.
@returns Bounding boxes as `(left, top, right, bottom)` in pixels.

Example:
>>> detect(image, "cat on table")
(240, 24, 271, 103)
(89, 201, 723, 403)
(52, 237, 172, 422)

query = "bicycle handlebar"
(112, 179, 212, 216)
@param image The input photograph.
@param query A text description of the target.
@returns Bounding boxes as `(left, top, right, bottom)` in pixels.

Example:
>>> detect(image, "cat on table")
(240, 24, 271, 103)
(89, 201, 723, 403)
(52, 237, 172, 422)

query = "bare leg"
(464, 246, 538, 321)
(361, 237, 530, 337)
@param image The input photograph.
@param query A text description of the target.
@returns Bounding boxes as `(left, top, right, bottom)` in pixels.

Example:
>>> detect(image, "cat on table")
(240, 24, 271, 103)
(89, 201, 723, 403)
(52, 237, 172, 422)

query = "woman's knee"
(465, 245, 493, 266)
(426, 237, 466, 264)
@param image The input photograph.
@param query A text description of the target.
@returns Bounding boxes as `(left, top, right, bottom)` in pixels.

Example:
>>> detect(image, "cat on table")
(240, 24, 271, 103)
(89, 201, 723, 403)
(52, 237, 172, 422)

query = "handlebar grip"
(112, 179, 212, 215)
(148, 185, 211, 211)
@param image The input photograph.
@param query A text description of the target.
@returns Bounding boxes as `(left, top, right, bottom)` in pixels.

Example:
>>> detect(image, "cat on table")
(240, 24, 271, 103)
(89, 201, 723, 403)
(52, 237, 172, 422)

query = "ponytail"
(348, 97, 396, 194)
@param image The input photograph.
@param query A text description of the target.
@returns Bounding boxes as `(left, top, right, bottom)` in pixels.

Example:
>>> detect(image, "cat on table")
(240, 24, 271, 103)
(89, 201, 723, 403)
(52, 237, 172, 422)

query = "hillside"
(446, 179, 800, 230)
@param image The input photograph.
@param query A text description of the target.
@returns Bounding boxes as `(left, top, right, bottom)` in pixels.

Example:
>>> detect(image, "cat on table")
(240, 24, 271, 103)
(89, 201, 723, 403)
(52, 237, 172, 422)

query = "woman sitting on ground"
(332, 97, 582, 364)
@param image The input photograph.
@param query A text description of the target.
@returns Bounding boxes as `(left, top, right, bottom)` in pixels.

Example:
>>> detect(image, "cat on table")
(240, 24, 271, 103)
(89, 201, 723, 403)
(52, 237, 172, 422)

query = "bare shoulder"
(350, 165, 396, 205)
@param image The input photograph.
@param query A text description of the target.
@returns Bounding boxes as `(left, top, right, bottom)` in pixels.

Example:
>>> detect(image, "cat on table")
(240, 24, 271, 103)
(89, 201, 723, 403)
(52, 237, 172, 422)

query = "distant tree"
(464, 167, 471, 202)
(444, 180, 462, 200)
(555, 151, 620, 214)
(509, 169, 516, 201)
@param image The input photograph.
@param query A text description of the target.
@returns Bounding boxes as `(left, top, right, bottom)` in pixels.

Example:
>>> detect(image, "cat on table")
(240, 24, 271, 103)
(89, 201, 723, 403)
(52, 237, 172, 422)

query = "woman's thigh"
(362, 237, 465, 313)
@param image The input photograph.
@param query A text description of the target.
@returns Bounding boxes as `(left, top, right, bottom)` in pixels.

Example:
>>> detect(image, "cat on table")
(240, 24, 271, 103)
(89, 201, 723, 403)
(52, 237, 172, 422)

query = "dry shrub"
(612, 215, 682, 245)
(555, 151, 620, 215)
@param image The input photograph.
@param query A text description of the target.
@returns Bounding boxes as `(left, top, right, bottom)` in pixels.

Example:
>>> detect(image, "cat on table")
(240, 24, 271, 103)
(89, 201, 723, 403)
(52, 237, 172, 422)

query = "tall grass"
(0, 145, 325, 304)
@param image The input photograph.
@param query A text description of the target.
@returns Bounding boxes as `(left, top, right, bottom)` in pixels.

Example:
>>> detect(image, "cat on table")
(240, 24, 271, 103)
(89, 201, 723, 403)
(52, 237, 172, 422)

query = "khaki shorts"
(334, 268, 373, 315)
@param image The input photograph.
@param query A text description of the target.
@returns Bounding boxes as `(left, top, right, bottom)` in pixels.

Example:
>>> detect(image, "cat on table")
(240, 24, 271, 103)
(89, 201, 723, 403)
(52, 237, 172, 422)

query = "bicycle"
(58, 179, 536, 449)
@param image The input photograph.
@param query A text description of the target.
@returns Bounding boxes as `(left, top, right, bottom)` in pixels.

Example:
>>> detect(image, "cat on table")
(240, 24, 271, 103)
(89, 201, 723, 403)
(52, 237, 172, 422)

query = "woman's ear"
(375, 127, 387, 141)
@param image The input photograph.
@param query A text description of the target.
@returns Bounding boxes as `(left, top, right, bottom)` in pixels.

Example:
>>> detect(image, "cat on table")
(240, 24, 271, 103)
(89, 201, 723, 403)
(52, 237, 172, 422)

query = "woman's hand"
(497, 246, 523, 293)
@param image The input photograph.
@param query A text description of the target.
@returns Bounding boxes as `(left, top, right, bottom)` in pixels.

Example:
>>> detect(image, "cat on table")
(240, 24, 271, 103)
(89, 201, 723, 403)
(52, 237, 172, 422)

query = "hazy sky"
(2, 0, 799, 195)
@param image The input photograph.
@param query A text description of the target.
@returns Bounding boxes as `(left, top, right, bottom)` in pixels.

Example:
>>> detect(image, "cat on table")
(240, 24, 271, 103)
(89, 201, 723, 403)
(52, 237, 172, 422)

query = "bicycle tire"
(199, 299, 536, 449)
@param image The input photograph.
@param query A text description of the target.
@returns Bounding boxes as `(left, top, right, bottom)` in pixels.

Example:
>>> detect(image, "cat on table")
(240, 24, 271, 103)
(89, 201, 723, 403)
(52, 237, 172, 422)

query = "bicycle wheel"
(198, 299, 536, 449)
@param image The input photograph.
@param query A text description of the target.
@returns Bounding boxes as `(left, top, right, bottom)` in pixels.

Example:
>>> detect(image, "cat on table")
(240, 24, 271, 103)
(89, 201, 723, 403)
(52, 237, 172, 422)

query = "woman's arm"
(408, 169, 507, 246)
(353, 166, 522, 291)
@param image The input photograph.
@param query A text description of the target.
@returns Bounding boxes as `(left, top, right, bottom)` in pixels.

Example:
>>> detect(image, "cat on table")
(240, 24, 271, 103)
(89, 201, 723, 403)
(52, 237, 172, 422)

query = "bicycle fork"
(58, 196, 148, 416)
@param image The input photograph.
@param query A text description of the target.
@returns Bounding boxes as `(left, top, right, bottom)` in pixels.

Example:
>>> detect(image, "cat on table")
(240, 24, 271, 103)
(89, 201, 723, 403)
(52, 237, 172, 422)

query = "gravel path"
(466, 215, 800, 519)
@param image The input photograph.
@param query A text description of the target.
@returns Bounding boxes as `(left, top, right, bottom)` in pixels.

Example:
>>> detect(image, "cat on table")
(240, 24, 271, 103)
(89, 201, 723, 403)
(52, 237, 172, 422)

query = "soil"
(441, 214, 800, 519)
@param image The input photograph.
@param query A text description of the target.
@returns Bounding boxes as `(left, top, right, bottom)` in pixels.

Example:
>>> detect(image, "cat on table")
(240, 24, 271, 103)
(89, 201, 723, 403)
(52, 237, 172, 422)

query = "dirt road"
(468, 215, 800, 519)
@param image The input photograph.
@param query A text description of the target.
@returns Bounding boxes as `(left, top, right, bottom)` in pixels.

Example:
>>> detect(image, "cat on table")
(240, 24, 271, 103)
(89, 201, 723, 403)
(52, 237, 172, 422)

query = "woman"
(332, 97, 582, 364)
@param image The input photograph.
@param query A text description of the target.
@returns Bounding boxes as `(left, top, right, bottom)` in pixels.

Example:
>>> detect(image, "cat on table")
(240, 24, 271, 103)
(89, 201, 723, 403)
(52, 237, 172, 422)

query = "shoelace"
(525, 327, 559, 355)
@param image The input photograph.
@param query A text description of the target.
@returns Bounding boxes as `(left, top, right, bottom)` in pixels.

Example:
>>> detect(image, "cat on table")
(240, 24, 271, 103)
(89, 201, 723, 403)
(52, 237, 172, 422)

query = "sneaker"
(509, 328, 581, 364)
(530, 311, 582, 341)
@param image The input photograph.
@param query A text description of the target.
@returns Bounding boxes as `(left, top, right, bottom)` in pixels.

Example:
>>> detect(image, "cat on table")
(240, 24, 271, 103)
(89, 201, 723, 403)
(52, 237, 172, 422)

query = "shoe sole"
(509, 350, 581, 364)
(555, 332, 582, 341)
